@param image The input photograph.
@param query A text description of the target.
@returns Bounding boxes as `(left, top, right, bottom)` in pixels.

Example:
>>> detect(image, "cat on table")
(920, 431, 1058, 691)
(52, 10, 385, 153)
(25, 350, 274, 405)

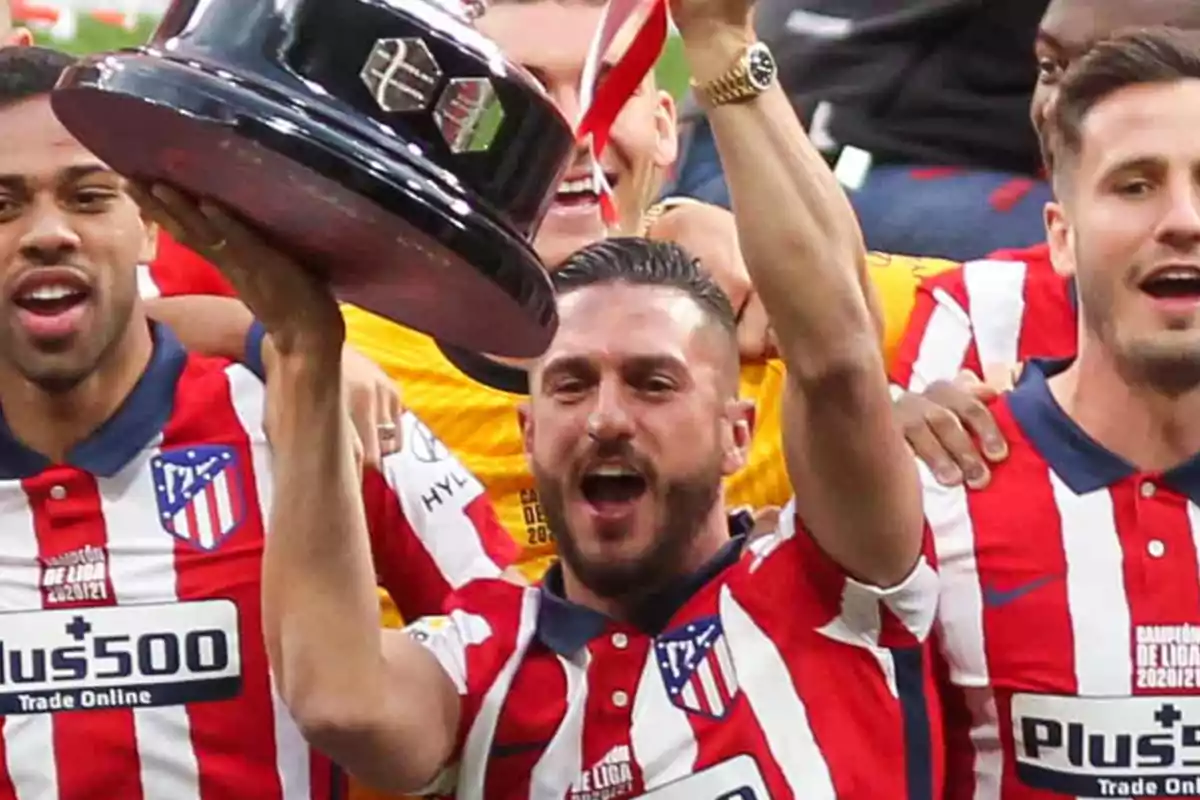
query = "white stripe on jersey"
(922, 460, 1002, 800)
(962, 260, 1028, 369)
(527, 651, 588, 796)
(0, 493, 58, 800)
(907, 289, 973, 392)
(630, 643, 696, 790)
(456, 589, 542, 800)
(226, 365, 313, 800)
(905, 259, 1031, 392)
(102, 447, 204, 800)
(389, 412, 503, 588)
(1052, 474, 1131, 696)
(1189, 504, 1200, 585)
(722, 586, 836, 798)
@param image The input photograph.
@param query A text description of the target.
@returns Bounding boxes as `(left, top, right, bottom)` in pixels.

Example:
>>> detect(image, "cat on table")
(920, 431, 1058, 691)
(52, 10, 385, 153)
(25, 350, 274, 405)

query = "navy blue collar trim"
(536, 535, 746, 657)
(1008, 358, 1200, 503)
(0, 323, 187, 480)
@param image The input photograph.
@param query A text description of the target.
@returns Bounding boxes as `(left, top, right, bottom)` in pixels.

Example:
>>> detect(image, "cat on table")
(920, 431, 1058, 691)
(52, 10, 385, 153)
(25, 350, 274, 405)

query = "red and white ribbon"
(574, 0, 670, 225)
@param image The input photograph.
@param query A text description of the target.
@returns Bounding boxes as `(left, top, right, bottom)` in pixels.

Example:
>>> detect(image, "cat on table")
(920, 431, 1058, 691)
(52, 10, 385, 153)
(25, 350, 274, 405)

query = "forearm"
(144, 295, 255, 361)
(684, 28, 882, 382)
(263, 355, 452, 788)
(684, 26, 921, 585)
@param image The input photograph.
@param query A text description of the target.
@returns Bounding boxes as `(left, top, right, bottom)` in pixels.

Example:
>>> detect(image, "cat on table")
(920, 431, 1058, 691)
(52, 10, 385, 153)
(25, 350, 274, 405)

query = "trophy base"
(52, 52, 558, 358)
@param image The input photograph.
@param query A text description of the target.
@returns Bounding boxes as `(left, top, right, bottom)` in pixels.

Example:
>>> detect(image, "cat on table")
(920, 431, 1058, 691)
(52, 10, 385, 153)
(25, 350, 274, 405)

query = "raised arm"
(676, 12, 920, 585)
(140, 186, 460, 793)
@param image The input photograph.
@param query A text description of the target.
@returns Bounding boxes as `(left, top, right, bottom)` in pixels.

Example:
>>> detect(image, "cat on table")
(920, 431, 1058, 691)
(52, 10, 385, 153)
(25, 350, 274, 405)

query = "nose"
(1156, 178, 1200, 251)
(19, 201, 82, 267)
(587, 376, 635, 443)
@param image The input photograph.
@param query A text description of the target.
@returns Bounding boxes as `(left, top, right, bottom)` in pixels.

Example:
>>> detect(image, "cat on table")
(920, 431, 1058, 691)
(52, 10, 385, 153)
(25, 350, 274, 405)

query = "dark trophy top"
(52, 0, 576, 357)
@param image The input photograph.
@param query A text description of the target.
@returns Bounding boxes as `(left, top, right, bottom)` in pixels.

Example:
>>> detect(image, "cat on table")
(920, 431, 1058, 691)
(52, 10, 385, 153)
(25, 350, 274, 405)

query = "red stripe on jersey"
(972, 409, 1076, 695)
(466, 493, 519, 572)
(24, 468, 144, 800)
(576, 631, 648, 798)
(159, 361, 287, 800)
(1118, 489, 1200, 643)
(0, 728, 14, 800)
(483, 640, 569, 798)
(968, 405, 1077, 798)
(363, 467, 453, 620)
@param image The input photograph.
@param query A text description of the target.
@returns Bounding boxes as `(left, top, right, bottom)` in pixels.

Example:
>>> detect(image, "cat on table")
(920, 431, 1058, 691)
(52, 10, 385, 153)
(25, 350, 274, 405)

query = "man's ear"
(722, 399, 755, 477)
(1045, 201, 1076, 280)
(138, 220, 160, 265)
(652, 89, 679, 169)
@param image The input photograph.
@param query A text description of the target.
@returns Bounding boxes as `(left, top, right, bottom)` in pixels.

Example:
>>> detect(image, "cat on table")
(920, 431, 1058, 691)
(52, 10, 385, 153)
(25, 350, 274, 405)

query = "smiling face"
(477, 0, 678, 268)
(0, 95, 154, 392)
(1047, 79, 1200, 395)
(1032, 0, 1200, 138)
(522, 279, 749, 600)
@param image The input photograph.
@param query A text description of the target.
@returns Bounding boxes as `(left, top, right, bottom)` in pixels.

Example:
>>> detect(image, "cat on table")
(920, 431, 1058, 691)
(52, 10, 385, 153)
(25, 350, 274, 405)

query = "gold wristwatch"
(691, 41, 778, 107)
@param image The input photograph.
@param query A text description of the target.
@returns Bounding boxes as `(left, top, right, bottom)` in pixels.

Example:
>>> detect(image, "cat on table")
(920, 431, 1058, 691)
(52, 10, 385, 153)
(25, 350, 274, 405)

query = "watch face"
(746, 44, 776, 91)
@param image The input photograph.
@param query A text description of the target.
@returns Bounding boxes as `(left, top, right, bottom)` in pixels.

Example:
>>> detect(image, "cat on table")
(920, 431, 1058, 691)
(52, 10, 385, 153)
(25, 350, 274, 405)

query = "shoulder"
(170, 353, 267, 438)
(402, 580, 536, 684)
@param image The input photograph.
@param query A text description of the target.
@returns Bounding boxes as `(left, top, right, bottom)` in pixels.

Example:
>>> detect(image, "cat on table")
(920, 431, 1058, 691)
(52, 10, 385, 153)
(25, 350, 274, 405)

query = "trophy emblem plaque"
(51, 0, 575, 357)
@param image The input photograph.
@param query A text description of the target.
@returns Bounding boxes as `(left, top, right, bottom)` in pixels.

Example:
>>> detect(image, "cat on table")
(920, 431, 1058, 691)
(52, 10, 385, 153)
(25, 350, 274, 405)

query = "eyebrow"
(0, 164, 115, 188)
(1098, 156, 1166, 182)
(540, 352, 687, 379)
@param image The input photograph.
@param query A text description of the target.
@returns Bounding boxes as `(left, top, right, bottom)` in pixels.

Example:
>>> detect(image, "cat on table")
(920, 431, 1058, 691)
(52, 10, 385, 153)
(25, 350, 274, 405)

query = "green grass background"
(25, 13, 692, 97)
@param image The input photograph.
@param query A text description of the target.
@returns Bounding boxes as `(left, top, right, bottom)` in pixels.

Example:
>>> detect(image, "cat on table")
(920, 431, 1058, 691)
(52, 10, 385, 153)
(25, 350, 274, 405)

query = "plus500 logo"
(1014, 694, 1200, 773)
(1021, 716, 1200, 769)
(0, 600, 241, 690)
(0, 629, 231, 685)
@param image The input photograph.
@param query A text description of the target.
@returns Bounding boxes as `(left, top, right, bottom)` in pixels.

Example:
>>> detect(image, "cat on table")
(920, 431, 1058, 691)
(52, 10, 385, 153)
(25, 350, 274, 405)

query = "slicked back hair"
(550, 237, 741, 396)
(552, 237, 737, 338)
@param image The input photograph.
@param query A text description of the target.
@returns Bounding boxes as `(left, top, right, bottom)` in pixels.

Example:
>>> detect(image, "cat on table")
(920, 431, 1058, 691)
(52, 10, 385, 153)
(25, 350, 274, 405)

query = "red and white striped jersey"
(927, 359, 1200, 799)
(0, 324, 517, 800)
(890, 244, 1077, 391)
(405, 502, 942, 800)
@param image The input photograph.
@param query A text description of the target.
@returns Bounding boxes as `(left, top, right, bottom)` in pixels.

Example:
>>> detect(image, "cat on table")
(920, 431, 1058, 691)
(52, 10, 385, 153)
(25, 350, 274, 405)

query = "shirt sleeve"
(752, 498, 939, 649)
(363, 412, 519, 620)
(399, 582, 532, 796)
(139, 233, 237, 299)
(888, 269, 982, 392)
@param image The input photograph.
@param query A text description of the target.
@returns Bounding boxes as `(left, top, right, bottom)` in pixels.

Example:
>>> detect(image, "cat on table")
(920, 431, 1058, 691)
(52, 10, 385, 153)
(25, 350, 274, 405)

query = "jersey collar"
(535, 535, 745, 657)
(1009, 358, 1200, 503)
(0, 323, 188, 480)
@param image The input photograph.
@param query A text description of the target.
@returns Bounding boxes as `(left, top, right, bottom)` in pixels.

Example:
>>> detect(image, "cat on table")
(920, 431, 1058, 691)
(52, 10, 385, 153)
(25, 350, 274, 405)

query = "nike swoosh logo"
(490, 740, 551, 759)
(981, 575, 1059, 608)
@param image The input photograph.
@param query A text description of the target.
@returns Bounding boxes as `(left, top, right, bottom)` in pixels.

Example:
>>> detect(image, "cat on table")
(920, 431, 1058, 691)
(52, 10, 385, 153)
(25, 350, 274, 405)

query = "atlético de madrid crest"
(655, 615, 740, 720)
(151, 445, 246, 551)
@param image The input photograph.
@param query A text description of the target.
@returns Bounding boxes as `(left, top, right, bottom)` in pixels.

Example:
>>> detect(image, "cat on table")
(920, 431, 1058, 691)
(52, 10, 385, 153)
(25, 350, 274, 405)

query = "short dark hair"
(1046, 27, 1200, 178)
(552, 237, 738, 339)
(0, 46, 76, 107)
